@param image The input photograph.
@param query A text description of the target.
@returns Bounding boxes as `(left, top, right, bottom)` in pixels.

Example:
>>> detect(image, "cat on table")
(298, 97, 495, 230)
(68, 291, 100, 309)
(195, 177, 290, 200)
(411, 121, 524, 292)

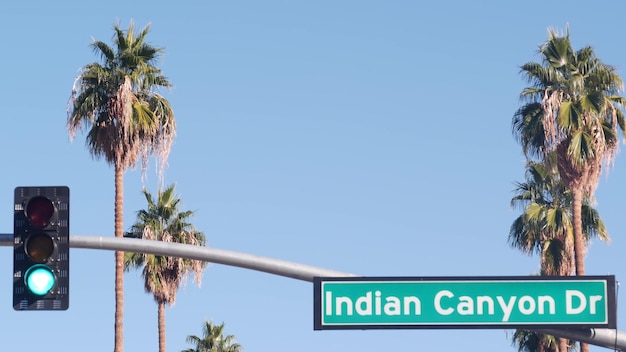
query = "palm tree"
(125, 185, 206, 352)
(513, 26, 625, 279)
(182, 321, 243, 352)
(67, 21, 176, 352)
(509, 159, 609, 352)
(511, 159, 571, 277)
(511, 328, 553, 352)
(511, 328, 565, 352)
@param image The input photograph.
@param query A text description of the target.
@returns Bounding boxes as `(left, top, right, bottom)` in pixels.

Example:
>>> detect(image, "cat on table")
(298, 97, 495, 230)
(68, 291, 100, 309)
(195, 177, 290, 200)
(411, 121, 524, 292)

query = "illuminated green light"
(24, 265, 55, 296)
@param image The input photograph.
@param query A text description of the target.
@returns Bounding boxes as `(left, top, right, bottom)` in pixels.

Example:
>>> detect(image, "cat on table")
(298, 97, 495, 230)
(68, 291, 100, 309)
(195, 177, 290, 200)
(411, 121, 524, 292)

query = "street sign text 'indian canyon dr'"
(314, 276, 616, 330)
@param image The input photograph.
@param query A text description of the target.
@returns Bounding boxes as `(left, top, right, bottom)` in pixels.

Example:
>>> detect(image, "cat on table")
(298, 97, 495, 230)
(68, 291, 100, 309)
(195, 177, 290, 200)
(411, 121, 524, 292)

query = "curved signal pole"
(71, 235, 356, 281)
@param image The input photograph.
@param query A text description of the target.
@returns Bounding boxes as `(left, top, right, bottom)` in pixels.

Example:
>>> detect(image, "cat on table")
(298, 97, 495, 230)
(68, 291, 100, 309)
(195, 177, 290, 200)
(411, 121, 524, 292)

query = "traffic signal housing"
(13, 186, 69, 310)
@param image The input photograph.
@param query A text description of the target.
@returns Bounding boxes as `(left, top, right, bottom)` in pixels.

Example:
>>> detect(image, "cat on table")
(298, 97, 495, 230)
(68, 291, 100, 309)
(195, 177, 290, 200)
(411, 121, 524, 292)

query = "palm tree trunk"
(572, 187, 585, 276)
(580, 341, 589, 352)
(158, 302, 166, 352)
(558, 338, 567, 352)
(572, 187, 590, 352)
(114, 164, 125, 352)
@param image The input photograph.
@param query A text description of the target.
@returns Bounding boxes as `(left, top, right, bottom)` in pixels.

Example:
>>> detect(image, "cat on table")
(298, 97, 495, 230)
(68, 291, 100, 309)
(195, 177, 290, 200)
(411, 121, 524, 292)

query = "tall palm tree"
(513, 26, 625, 279)
(67, 21, 176, 352)
(182, 321, 243, 352)
(509, 159, 609, 352)
(125, 185, 206, 352)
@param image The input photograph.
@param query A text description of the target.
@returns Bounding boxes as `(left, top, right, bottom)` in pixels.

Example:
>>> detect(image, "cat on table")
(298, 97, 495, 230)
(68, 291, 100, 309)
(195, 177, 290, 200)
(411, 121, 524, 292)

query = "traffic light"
(13, 186, 69, 311)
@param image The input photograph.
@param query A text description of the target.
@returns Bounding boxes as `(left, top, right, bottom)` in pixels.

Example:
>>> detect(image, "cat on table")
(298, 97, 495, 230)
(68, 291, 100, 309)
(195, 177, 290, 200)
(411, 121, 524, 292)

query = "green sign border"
(313, 276, 616, 330)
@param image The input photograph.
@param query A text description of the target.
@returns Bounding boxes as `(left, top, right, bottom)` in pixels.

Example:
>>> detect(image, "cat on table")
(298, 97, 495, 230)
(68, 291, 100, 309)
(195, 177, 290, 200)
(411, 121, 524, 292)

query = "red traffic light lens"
(26, 196, 54, 228)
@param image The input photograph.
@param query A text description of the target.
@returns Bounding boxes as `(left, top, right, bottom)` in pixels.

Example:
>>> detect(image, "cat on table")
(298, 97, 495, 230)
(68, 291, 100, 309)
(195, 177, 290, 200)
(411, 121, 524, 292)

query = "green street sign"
(313, 276, 616, 330)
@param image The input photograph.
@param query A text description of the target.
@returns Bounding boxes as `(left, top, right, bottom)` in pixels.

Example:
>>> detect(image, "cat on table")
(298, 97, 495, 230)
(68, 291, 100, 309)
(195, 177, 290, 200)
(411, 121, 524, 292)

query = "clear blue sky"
(1, 1, 625, 351)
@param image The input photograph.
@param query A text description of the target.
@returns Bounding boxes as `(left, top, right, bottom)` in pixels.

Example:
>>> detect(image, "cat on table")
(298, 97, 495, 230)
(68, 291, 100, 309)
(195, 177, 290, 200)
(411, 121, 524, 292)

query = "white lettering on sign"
(496, 296, 516, 321)
(432, 291, 557, 322)
(327, 291, 421, 316)
(434, 290, 454, 315)
(538, 296, 556, 315)
(324, 287, 603, 321)
(319, 279, 611, 328)
(476, 296, 495, 315)
(566, 290, 603, 315)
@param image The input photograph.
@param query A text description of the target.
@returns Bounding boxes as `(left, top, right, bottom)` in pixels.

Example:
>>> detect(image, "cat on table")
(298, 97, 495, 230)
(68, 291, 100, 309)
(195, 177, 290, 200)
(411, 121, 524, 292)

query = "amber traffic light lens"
(26, 196, 54, 228)
(25, 233, 54, 263)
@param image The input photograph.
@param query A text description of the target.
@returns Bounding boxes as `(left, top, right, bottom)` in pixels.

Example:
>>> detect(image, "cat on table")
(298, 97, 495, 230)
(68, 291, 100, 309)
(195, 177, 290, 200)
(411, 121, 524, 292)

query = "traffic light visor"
(26, 196, 54, 228)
